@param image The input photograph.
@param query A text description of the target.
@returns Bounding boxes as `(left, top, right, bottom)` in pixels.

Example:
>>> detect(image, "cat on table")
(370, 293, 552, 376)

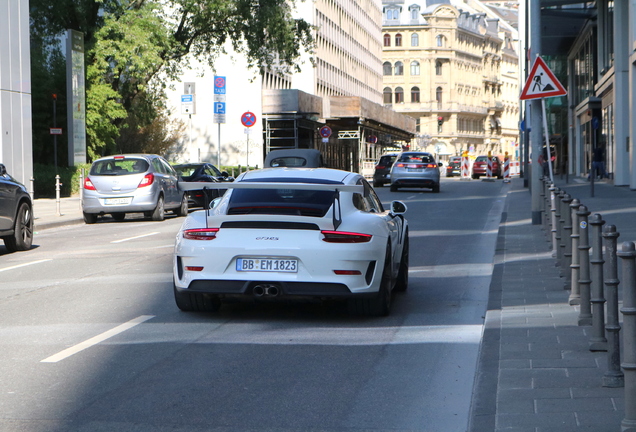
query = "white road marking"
(0, 259, 52, 273)
(41, 315, 155, 363)
(111, 232, 159, 243)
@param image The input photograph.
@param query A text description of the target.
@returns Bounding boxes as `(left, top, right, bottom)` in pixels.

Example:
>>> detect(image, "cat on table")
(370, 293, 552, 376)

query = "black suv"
(372, 153, 398, 187)
(0, 163, 34, 252)
(445, 156, 462, 177)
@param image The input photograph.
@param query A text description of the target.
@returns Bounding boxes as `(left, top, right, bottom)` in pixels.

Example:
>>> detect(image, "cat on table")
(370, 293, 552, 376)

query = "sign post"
(520, 55, 567, 185)
(241, 111, 257, 170)
(214, 76, 226, 167)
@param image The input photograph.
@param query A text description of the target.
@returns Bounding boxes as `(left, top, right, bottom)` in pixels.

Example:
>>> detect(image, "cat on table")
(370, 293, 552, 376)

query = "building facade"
(0, 0, 32, 188)
(381, 0, 520, 163)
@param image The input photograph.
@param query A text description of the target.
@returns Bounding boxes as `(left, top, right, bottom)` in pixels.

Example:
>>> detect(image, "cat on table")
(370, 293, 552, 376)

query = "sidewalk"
(470, 175, 636, 432)
(32, 196, 84, 231)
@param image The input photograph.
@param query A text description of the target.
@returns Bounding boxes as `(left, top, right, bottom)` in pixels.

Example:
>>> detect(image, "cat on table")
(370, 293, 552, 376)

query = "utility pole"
(530, 0, 543, 224)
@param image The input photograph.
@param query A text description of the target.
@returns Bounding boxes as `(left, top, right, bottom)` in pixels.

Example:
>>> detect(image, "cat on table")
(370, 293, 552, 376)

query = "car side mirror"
(0, 164, 6, 176)
(221, 171, 229, 177)
(438, 162, 443, 167)
(209, 197, 222, 209)
(390, 200, 407, 215)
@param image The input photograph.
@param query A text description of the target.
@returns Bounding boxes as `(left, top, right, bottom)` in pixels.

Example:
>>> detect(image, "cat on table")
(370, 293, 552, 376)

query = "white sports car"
(173, 168, 409, 316)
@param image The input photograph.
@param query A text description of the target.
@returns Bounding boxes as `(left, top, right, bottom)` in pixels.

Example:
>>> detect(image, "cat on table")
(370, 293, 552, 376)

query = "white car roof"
(240, 168, 359, 185)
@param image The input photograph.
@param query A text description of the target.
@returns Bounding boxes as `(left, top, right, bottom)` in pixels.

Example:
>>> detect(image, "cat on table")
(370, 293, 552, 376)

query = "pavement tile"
(499, 388, 571, 400)
(496, 412, 576, 429)
(535, 397, 617, 413)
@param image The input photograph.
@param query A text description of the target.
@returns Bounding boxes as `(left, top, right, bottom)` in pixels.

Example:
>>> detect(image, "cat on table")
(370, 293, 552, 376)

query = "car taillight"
(375, 165, 385, 169)
(333, 270, 362, 275)
(425, 164, 437, 168)
(395, 163, 424, 168)
(84, 177, 96, 191)
(321, 230, 372, 243)
(183, 228, 219, 240)
(138, 173, 154, 188)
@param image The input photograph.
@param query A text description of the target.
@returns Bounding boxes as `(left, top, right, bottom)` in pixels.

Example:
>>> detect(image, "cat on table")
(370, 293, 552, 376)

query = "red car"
(471, 155, 503, 179)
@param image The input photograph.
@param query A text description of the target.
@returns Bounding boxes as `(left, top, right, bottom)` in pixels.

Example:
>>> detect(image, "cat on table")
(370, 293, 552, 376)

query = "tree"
(29, 0, 314, 162)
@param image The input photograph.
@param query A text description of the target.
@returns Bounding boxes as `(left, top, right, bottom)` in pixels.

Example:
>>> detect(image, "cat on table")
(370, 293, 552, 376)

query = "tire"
(4, 202, 33, 252)
(390, 183, 398, 192)
(394, 234, 409, 292)
(348, 246, 392, 317)
(432, 183, 440, 193)
(83, 212, 97, 224)
(472, 174, 478, 179)
(174, 284, 221, 312)
(111, 212, 126, 221)
(175, 194, 188, 217)
(151, 195, 165, 221)
(373, 181, 382, 188)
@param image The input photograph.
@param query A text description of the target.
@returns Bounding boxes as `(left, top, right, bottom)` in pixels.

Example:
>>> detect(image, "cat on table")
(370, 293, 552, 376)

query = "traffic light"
(437, 116, 444, 126)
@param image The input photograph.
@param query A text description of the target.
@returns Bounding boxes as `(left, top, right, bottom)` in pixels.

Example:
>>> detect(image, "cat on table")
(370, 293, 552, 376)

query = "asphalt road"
(0, 177, 508, 432)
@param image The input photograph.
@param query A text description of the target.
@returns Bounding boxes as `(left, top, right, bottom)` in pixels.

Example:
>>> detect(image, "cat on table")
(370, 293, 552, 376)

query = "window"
(386, 8, 400, 20)
(436, 35, 445, 47)
(394, 61, 404, 76)
(410, 61, 420, 76)
(383, 87, 392, 104)
(411, 8, 419, 20)
(383, 33, 391, 47)
(395, 33, 402, 47)
(411, 33, 419, 46)
(383, 62, 392, 76)
(435, 61, 442, 75)
(436, 87, 443, 108)
(411, 87, 420, 103)
(395, 87, 404, 103)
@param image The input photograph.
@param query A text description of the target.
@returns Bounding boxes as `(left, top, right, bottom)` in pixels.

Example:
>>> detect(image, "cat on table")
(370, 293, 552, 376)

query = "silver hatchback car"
(82, 154, 188, 223)
(389, 152, 442, 193)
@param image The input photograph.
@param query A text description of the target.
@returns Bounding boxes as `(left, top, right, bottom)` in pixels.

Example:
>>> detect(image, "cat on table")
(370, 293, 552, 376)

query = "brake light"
(395, 163, 424, 168)
(84, 177, 96, 191)
(138, 173, 154, 188)
(114, 155, 125, 160)
(333, 270, 362, 275)
(425, 164, 437, 168)
(183, 228, 219, 240)
(375, 165, 385, 169)
(185, 266, 204, 271)
(321, 230, 372, 243)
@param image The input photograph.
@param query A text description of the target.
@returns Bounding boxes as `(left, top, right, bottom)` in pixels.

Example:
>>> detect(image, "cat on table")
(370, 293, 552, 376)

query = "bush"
(33, 163, 91, 198)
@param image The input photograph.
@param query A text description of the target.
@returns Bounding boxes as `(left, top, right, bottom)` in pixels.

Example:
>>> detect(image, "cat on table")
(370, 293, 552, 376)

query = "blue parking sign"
(214, 102, 226, 114)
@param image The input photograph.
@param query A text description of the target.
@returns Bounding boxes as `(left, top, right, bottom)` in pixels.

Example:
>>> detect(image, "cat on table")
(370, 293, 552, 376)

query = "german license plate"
(407, 168, 423, 172)
(104, 197, 132, 205)
(236, 258, 298, 273)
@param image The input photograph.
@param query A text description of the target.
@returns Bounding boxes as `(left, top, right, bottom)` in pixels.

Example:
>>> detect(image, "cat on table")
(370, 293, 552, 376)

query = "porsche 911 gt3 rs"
(173, 168, 409, 316)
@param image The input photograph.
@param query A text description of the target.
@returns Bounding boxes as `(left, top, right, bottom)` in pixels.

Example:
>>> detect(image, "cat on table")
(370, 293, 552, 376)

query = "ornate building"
(381, 0, 520, 162)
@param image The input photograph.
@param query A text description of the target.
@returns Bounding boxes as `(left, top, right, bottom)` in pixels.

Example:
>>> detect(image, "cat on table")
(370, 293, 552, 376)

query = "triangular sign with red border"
(520, 56, 567, 100)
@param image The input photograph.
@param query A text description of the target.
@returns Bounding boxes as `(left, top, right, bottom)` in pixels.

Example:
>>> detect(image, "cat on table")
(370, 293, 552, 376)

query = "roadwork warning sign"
(520, 56, 567, 100)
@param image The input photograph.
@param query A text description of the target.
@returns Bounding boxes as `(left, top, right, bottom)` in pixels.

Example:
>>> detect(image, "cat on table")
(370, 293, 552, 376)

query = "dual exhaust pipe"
(253, 284, 281, 298)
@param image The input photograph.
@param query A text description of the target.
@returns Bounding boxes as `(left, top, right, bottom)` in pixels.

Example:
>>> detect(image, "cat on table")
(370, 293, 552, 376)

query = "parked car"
(173, 163, 234, 208)
(174, 167, 409, 316)
(0, 164, 33, 252)
(264, 148, 325, 168)
(445, 156, 462, 177)
(389, 152, 442, 193)
(372, 153, 398, 187)
(472, 155, 503, 179)
(82, 154, 188, 223)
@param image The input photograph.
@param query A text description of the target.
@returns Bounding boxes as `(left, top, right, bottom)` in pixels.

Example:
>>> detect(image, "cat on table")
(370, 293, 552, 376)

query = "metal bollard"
(561, 193, 573, 284)
(603, 225, 623, 387)
(618, 241, 636, 430)
(577, 205, 592, 326)
(569, 199, 581, 305)
(55, 175, 62, 216)
(588, 214, 607, 351)
(541, 178, 548, 231)
(550, 185, 558, 258)
(555, 189, 565, 266)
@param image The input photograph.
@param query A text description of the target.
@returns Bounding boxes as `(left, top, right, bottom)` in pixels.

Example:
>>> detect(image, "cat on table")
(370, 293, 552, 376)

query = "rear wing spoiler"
(179, 181, 363, 194)
(179, 181, 363, 230)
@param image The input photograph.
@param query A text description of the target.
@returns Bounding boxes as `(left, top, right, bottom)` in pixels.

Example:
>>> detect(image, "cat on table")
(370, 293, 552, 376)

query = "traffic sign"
(214, 102, 226, 114)
(241, 112, 257, 127)
(520, 56, 567, 100)
(181, 94, 195, 114)
(214, 76, 226, 94)
(319, 126, 332, 138)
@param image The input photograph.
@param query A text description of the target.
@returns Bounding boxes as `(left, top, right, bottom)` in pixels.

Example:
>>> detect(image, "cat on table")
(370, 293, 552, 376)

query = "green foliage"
(32, 163, 91, 198)
(30, 0, 314, 166)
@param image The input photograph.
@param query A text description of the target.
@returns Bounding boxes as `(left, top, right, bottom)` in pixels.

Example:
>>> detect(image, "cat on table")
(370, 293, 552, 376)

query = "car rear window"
(379, 156, 396, 165)
(269, 157, 308, 167)
(399, 154, 434, 163)
(475, 156, 488, 162)
(174, 166, 197, 178)
(227, 178, 338, 217)
(90, 158, 149, 175)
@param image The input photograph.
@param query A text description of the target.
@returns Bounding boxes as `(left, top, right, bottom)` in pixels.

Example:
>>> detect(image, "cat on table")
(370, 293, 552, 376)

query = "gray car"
(389, 151, 442, 193)
(82, 154, 188, 223)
